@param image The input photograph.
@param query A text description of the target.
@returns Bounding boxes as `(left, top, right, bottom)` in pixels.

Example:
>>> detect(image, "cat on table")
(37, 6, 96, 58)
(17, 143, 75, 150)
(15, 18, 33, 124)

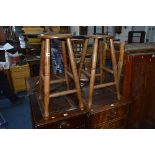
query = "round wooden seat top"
(83, 34, 112, 39)
(38, 33, 72, 39)
(71, 35, 85, 41)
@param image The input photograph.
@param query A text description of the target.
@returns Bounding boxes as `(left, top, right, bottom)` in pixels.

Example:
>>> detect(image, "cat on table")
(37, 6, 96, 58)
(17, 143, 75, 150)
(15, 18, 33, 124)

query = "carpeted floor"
(0, 92, 32, 129)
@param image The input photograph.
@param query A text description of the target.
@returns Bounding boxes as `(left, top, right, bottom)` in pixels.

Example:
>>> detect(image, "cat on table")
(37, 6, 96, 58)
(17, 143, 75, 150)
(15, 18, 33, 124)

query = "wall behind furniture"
(115, 26, 132, 42)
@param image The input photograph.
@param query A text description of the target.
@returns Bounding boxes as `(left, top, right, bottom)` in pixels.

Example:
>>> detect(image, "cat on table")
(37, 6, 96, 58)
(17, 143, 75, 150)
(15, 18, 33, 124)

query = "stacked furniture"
(26, 34, 131, 128)
(22, 26, 44, 45)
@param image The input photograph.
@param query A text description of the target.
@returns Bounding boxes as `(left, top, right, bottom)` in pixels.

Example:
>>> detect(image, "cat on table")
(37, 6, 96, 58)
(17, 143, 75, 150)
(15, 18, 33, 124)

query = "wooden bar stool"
(38, 33, 84, 119)
(79, 35, 121, 110)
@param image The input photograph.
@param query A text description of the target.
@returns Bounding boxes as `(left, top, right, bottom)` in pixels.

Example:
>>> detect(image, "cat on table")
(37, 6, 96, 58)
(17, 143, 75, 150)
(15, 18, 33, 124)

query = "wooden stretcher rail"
(50, 79, 66, 84)
(66, 71, 74, 79)
(94, 82, 115, 89)
(49, 89, 77, 98)
(102, 66, 114, 74)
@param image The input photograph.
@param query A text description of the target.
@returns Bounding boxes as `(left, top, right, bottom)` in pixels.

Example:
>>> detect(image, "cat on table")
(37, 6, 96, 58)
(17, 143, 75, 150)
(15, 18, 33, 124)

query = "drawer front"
(37, 115, 86, 129)
(11, 70, 30, 78)
(11, 71, 30, 79)
(10, 64, 29, 72)
(12, 78, 27, 91)
(87, 104, 129, 128)
(95, 118, 127, 129)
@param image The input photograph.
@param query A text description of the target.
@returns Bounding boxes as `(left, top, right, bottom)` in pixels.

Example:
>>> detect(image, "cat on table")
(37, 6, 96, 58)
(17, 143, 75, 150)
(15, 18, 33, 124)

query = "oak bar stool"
(79, 35, 121, 110)
(38, 33, 84, 119)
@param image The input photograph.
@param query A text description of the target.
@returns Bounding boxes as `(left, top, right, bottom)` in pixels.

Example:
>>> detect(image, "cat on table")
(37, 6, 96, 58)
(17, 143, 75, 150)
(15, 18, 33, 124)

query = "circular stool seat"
(39, 33, 72, 39)
(84, 35, 112, 39)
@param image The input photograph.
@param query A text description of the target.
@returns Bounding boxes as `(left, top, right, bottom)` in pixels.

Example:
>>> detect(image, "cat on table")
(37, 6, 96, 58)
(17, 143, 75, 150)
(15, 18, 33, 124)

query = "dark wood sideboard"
(26, 77, 131, 129)
(123, 43, 155, 128)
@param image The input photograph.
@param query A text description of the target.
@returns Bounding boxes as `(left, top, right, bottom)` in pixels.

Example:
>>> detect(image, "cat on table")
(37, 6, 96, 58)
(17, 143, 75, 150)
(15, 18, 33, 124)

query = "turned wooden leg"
(110, 39, 120, 100)
(61, 41, 70, 90)
(99, 40, 103, 84)
(66, 38, 84, 110)
(79, 38, 89, 77)
(44, 39, 51, 118)
(117, 41, 125, 82)
(39, 40, 45, 101)
(102, 42, 107, 81)
(88, 38, 99, 109)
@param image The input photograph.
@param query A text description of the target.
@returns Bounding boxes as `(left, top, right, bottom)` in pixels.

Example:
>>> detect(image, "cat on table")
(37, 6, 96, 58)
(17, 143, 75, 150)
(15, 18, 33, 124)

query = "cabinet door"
(140, 55, 155, 128)
(130, 56, 146, 127)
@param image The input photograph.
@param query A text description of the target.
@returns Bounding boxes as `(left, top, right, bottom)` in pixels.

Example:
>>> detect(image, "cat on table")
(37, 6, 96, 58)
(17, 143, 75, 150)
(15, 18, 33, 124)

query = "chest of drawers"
(10, 64, 30, 92)
(86, 101, 130, 129)
(26, 77, 131, 129)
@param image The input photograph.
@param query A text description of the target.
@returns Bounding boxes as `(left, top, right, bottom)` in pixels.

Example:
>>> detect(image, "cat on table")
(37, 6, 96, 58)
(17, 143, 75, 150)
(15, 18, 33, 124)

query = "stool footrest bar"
(49, 89, 77, 98)
(94, 82, 116, 89)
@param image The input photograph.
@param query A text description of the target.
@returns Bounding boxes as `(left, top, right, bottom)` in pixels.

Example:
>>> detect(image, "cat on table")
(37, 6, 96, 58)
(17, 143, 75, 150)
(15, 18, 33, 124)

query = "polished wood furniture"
(26, 76, 130, 129)
(26, 76, 87, 128)
(79, 35, 123, 110)
(86, 89, 130, 129)
(38, 33, 84, 119)
(123, 45, 155, 128)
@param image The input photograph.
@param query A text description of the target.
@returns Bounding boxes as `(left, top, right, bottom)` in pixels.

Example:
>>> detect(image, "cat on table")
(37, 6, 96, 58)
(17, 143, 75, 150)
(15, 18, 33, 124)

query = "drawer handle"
(58, 121, 70, 129)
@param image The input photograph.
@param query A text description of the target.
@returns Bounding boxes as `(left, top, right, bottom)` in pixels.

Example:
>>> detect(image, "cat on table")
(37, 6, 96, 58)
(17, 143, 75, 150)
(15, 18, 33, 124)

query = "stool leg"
(44, 39, 51, 118)
(66, 38, 84, 110)
(99, 40, 103, 84)
(117, 42, 125, 82)
(102, 42, 107, 81)
(88, 38, 99, 110)
(79, 39, 89, 77)
(39, 39, 45, 101)
(61, 41, 70, 90)
(110, 39, 120, 100)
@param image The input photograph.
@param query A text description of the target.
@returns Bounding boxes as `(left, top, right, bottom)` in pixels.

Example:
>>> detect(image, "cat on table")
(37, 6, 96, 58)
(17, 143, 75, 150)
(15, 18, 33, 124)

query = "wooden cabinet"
(10, 64, 30, 92)
(123, 49, 155, 128)
(26, 77, 130, 129)
(86, 100, 130, 129)
(28, 93, 87, 129)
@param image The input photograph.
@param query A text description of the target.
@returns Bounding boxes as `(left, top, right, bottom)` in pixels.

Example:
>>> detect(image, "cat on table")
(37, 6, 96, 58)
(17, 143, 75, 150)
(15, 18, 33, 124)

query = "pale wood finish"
(61, 41, 70, 89)
(79, 35, 122, 110)
(66, 38, 84, 110)
(109, 39, 120, 100)
(39, 34, 84, 119)
(102, 42, 108, 80)
(44, 39, 51, 118)
(88, 38, 99, 109)
(117, 42, 125, 82)
(79, 39, 89, 77)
